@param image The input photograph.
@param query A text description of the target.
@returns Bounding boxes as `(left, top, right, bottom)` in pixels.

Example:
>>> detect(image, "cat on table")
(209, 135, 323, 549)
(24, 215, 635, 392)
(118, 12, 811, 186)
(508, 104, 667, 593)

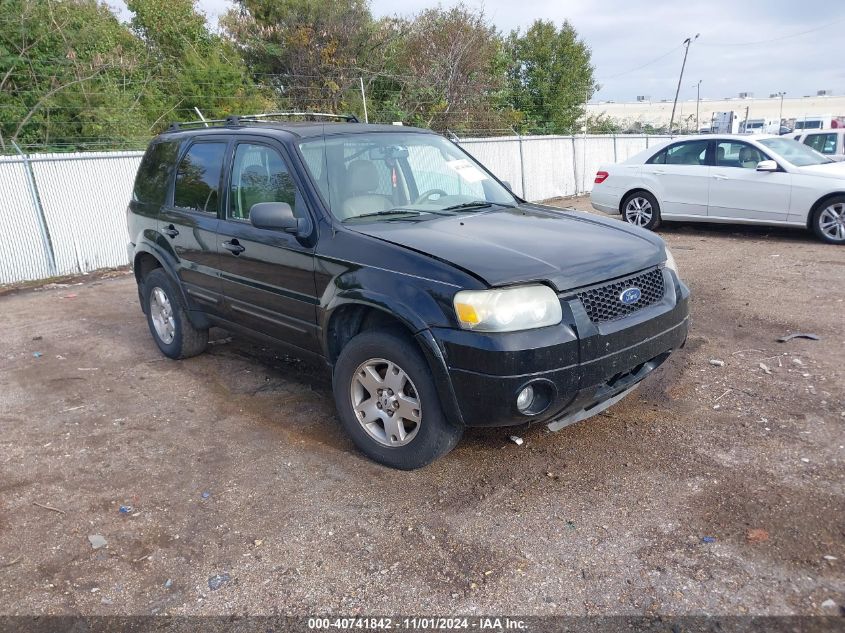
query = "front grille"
(576, 267, 665, 324)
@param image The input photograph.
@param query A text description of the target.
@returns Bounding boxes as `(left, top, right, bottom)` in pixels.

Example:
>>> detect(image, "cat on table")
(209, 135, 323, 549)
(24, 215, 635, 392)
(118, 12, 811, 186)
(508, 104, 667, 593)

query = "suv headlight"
(663, 247, 678, 275)
(454, 285, 562, 332)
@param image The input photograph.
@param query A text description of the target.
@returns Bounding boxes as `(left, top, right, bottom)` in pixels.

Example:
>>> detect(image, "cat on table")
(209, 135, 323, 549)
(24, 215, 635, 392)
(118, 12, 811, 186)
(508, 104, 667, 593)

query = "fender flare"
(321, 290, 465, 428)
(132, 241, 210, 330)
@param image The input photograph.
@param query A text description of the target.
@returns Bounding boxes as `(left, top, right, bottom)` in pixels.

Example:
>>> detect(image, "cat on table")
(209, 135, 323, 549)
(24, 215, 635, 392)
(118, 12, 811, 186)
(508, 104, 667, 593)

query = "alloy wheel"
(149, 286, 176, 344)
(819, 203, 845, 242)
(624, 197, 653, 226)
(350, 358, 422, 447)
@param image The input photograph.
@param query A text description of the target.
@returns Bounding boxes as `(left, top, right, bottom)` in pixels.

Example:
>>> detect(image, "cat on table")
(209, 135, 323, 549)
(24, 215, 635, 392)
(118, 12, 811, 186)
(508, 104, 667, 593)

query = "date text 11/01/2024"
(307, 617, 528, 630)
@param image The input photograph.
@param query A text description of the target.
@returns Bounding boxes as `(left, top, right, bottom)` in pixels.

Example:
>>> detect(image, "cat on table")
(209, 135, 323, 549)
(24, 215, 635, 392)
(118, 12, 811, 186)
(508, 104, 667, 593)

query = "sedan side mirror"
(250, 202, 305, 234)
(501, 180, 513, 190)
(756, 160, 778, 172)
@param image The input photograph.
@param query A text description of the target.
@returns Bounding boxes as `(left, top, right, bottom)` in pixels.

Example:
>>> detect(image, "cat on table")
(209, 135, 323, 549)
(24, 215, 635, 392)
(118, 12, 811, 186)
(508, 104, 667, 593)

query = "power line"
(699, 16, 845, 47)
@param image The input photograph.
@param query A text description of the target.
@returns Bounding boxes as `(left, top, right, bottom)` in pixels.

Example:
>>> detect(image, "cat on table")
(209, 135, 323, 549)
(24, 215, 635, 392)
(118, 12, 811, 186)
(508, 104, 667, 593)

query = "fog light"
(516, 385, 535, 413)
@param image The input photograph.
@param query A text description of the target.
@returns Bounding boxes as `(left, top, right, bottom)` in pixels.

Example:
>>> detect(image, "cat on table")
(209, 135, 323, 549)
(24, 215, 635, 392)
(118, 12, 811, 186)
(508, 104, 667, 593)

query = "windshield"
(757, 137, 835, 166)
(297, 132, 516, 222)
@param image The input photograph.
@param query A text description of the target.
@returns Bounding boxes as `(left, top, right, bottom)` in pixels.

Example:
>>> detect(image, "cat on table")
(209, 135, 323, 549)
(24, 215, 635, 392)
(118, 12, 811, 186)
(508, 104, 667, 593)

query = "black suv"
(127, 113, 689, 469)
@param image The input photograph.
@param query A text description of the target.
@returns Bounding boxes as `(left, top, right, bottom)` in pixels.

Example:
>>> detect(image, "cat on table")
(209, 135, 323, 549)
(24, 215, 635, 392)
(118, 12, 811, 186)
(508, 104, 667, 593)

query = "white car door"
(708, 140, 792, 221)
(640, 139, 710, 217)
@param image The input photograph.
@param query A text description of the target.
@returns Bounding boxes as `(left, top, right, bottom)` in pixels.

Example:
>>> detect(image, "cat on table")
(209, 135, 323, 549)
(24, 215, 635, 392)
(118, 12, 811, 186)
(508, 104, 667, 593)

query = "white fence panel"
(30, 152, 143, 275)
(459, 136, 524, 198)
(521, 136, 577, 200)
(0, 157, 53, 284)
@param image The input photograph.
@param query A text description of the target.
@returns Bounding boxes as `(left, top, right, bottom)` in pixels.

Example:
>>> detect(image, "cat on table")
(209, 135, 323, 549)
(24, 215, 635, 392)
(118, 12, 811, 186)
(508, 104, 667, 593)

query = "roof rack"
(167, 111, 359, 131)
(227, 112, 359, 124)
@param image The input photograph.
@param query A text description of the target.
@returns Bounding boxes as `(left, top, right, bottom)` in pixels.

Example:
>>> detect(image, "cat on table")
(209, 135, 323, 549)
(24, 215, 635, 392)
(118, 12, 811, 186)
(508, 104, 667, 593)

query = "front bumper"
(430, 269, 689, 428)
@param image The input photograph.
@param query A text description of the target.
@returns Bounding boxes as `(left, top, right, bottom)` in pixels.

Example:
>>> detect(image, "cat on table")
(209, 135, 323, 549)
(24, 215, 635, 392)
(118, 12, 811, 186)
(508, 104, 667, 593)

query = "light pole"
(669, 34, 699, 135)
(693, 80, 702, 133)
(777, 91, 786, 127)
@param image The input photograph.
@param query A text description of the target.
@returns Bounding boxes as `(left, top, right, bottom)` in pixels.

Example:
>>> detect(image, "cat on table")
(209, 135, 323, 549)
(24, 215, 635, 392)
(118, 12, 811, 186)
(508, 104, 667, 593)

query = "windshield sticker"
(446, 159, 487, 183)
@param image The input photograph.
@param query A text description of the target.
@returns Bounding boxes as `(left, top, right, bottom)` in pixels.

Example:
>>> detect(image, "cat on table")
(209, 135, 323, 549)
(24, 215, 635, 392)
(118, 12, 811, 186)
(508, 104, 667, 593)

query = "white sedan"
(590, 135, 845, 244)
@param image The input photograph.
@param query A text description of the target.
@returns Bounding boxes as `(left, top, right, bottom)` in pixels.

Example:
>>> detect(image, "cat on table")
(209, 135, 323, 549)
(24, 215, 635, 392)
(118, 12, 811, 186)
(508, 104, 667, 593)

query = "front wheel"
(332, 329, 463, 469)
(812, 196, 845, 244)
(622, 191, 661, 230)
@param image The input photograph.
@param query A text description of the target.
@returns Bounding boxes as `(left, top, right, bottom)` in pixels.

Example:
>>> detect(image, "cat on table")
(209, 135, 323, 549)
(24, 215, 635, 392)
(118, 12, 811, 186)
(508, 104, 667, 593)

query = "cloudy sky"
(114, 0, 845, 102)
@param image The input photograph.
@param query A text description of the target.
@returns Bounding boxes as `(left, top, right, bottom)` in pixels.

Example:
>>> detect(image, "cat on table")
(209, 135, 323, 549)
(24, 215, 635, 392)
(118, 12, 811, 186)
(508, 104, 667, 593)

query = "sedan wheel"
(817, 202, 845, 243)
(625, 196, 653, 226)
(621, 191, 661, 230)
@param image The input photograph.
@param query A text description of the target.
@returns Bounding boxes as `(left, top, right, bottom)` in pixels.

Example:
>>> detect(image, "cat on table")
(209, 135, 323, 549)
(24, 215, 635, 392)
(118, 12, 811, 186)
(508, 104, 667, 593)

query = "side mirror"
(756, 160, 778, 172)
(501, 180, 513, 190)
(250, 202, 304, 233)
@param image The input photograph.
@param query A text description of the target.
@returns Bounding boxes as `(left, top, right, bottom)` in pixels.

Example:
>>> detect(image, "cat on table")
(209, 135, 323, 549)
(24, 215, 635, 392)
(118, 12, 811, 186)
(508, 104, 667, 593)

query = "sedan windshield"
(758, 137, 834, 167)
(297, 132, 516, 222)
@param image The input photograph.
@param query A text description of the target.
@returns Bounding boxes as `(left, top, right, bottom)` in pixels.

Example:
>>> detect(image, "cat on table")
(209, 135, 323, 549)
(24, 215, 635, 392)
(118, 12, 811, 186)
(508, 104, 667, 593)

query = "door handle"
(653, 170, 667, 175)
(162, 225, 179, 238)
(222, 240, 245, 255)
(712, 174, 729, 180)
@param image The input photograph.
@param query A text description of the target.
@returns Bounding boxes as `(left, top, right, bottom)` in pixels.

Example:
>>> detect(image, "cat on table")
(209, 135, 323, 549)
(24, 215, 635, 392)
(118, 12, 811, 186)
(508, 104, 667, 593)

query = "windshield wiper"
(343, 209, 421, 222)
(441, 201, 515, 212)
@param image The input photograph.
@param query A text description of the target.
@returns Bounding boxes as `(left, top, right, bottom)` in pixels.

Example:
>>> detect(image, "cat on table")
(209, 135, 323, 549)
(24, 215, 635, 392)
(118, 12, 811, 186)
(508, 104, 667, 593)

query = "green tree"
(128, 0, 267, 128)
(222, 0, 377, 114)
(0, 0, 146, 150)
(507, 20, 595, 134)
(382, 4, 515, 132)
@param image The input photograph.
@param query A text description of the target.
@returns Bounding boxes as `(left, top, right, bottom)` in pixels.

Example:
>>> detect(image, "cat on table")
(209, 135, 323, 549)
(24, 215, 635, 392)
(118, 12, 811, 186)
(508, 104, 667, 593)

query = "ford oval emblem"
(619, 287, 641, 305)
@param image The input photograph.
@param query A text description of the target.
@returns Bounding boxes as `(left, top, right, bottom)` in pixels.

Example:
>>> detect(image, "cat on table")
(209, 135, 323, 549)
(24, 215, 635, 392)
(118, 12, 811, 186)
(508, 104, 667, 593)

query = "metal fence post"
(613, 134, 618, 162)
(571, 136, 579, 195)
(511, 128, 527, 199)
(12, 142, 57, 277)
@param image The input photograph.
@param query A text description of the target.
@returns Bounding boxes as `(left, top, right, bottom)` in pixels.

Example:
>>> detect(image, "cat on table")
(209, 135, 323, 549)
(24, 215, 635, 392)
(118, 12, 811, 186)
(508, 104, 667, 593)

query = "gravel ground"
(1, 197, 843, 616)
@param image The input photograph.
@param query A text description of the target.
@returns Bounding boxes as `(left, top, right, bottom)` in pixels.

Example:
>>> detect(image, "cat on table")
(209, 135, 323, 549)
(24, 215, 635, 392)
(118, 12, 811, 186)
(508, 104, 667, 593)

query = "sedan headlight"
(454, 285, 562, 332)
(663, 247, 678, 275)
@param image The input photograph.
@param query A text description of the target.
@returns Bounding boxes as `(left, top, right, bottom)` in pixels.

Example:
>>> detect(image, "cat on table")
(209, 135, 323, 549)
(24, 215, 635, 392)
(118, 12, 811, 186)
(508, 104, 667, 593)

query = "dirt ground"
(1, 196, 843, 617)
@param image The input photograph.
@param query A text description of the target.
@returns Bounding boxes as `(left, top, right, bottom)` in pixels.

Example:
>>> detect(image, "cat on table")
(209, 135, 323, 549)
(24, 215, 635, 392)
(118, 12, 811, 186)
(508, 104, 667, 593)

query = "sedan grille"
(576, 268, 665, 324)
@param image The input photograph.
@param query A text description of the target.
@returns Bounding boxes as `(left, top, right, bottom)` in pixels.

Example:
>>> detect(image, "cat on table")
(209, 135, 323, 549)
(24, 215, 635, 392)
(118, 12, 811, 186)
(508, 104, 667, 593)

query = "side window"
(715, 141, 766, 169)
(133, 141, 178, 205)
(805, 133, 837, 154)
(649, 140, 708, 166)
(229, 143, 303, 221)
(173, 142, 227, 213)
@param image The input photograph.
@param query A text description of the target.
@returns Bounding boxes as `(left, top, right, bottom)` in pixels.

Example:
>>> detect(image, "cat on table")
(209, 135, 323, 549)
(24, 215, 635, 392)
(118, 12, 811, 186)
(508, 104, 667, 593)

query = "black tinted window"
(133, 141, 178, 205)
(174, 142, 227, 213)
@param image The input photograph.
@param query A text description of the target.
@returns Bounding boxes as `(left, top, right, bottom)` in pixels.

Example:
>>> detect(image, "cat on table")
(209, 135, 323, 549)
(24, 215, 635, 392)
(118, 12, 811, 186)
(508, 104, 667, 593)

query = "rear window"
(133, 141, 178, 205)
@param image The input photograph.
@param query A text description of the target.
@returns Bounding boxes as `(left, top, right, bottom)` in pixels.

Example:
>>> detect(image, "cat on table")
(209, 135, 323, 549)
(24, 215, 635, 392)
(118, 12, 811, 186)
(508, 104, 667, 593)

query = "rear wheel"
(333, 329, 463, 469)
(142, 268, 208, 359)
(812, 196, 845, 244)
(622, 191, 661, 230)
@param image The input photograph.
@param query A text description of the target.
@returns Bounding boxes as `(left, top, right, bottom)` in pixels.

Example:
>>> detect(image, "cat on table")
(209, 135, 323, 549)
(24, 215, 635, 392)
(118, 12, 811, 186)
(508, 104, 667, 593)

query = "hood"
(347, 205, 666, 292)
(794, 161, 845, 179)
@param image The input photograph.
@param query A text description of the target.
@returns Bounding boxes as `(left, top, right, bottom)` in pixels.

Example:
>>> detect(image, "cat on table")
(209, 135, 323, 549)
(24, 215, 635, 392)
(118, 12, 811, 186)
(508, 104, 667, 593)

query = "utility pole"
(777, 91, 786, 127)
(359, 77, 369, 124)
(669, 34, 699, 135)
(693, 80, 702, 133)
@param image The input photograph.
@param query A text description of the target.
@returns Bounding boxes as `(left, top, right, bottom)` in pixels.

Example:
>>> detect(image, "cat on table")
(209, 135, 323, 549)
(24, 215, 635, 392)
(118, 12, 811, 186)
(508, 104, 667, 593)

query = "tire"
(142, 268, 208, 359)
(621, 191, 661, 230)
(332, 329, 463, 470)
(811, 196, 845, 244)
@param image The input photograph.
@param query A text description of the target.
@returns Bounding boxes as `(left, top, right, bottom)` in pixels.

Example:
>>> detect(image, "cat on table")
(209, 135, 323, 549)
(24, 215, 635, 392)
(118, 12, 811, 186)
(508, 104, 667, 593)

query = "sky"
(111, 0, 845, 103)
